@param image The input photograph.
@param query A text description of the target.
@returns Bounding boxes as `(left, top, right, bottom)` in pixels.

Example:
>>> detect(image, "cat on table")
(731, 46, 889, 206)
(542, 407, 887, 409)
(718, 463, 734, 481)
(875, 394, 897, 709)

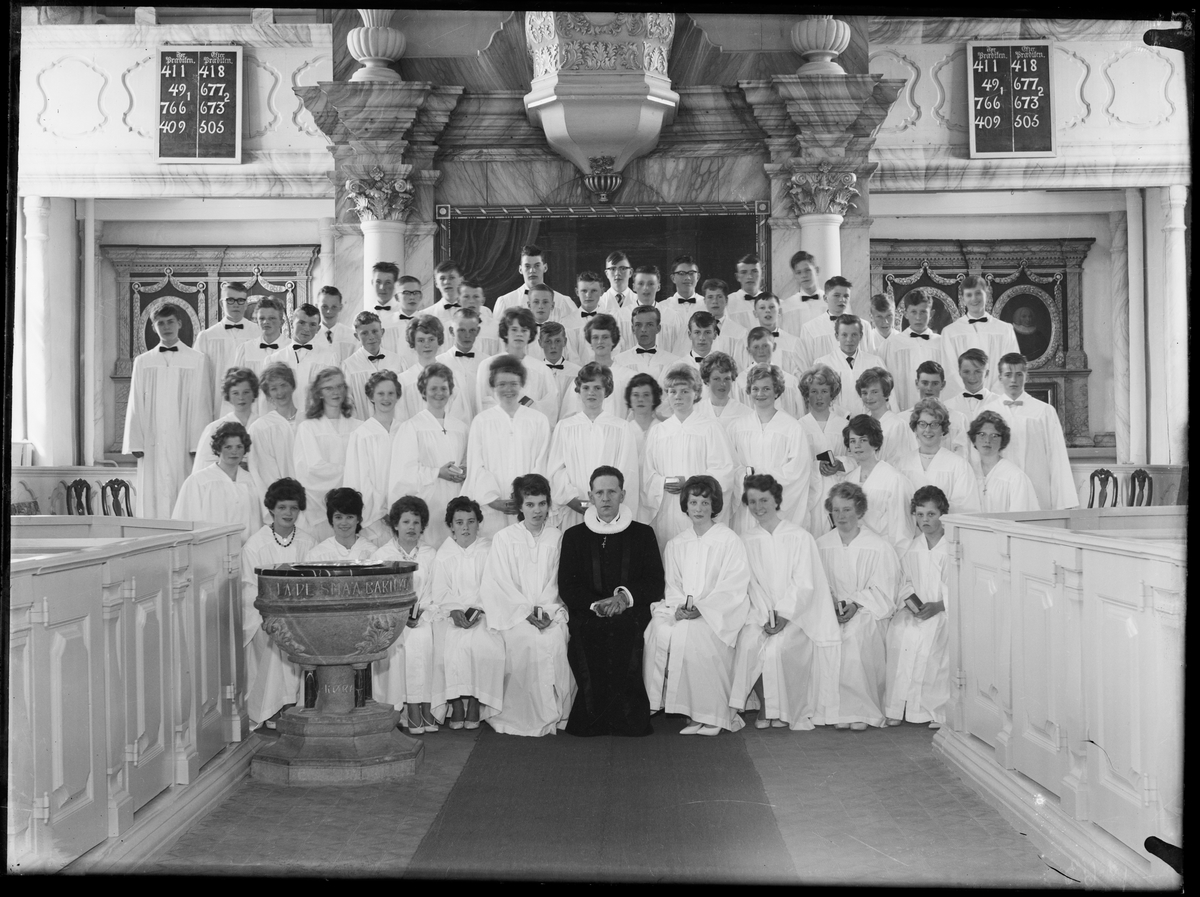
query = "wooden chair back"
(1087, 468, 1118, 508)
(101, 478, 135, 516)
(1128, 469, 1153, 507)
(65, 478, 94, 515)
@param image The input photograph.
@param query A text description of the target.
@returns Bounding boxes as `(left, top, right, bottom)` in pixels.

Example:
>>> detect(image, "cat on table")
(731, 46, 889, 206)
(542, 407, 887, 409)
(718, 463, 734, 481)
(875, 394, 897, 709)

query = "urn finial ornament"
(348, 9, 406, 82)
(791, 15, 851, 75)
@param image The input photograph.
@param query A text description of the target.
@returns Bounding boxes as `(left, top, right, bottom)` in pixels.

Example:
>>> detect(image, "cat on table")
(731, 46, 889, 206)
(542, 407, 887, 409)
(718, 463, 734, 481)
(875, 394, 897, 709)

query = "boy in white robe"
(818, 482, 901, 729)
(465, 355, 552, 538)
(613, 303, 680, 385)
(644, 475, 751, 735)
(797, 276, 853, 373)
(993, 353, 1079, 510)
(493, 244, 577, 322)
(261, 303, 339, 414)
(862, 291, 901, 355)
(598, 250, 636, 315)
(943, 348, 1004, 423)
(777, 250, 827, 336)
(315, 285, 358, 363)
(123, 303, 213, 517)
(341, 312, 397, 421)
(565, 271, 606, 365)
(881, 292, 945, 411)
(700, 279, 750, 366)
(939, 276, 1019, 394)
(548, 362, 642, 530)
(365, 261, 402, 328)
(379, 275, 425, 366)
(749, 293, 803, 374)
(436, 306, 485, 422)
(815, 315, 888, 419)
(535, 321, 583, 414)
(885, 485, 952, 728)
(343, 371, 403, 546)
(426, 259, 465, 323)
(193, 282, 261, 418)
(732, 474, 841, 730)
(231, 297, 287, 417)
(480, 475, 577, 736)
(724, 253, 767, 329)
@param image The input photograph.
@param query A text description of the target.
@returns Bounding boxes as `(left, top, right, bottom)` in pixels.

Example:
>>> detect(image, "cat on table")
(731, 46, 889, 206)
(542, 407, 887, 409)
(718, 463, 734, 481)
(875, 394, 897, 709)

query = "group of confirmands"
(130, 243, 1079, 736)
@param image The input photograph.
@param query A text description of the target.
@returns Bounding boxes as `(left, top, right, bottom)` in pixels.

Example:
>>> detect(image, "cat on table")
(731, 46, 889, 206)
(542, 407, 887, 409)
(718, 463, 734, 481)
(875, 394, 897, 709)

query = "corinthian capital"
(345, 165, 415, 222)
(788, 163, 859, 216)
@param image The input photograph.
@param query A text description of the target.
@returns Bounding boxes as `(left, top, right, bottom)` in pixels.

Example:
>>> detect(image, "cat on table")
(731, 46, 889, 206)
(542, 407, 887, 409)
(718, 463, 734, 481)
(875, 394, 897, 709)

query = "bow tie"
(769, 330, 780, 338)
(224, 323, 244, 330)
(1004, 399, 1023, 407)
(260, 342, 278, 350)
(909, 331, 930, 340)
(398, 313, 414, 320)
(636, 347, 657, 355)
(546, 362, 564, 370)
(829, 315, 841, 323)
(442, 303, 459, 310)
(293, 344, 313, 351)
(963, 392, 983, 400)
(968, 317, 988, 324)
(375, 305, 393, 312)
(677, 297, 696, 304)
(158, 345, 178, 352)
(801, 294, 820, 302)
(367, 353, 386, 362)
(455, 350, 475, 358)
(580, 310, 598, 318)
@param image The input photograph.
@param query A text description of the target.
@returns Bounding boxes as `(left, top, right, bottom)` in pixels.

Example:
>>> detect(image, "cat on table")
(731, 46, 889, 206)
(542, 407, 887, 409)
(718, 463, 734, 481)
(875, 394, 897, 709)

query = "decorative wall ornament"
(245, 55, 281, 139)
(1101, 46, 1176, 128)
(347, 8, 405, 82)
(1054, 46, 1092, 129)
(931, 49, 968, 132)
(531, 44, 560, 78)
(120, 54, 154, 139)
(788, 163, 859, 216)
(345, 165, 416, 222)
(868, 49, 922, 131)
(36, 56, 109, 137)
(526, 10, 555, 43)
(559, 39, 639, 72)
(290, 55, 333, 138)
(791, 15, 851, 75)
(583, 155, 623, 202)
(555, 12, 632, 37)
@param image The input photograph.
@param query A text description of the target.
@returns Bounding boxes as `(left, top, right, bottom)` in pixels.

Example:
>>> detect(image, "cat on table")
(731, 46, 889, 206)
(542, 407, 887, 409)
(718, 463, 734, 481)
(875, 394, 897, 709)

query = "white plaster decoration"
(868, 49, 921, 131)
(36, 56, 109, 137)
(1108, 211, 1130, 464)
(1054, 46, 1092, 129)
(245, 55, 281, 139)
(791, 16, 851, 75)
(348, 9, 405, 83)
(1124, 189, 1147, 465)
(788, 163, 859, 216)
(120, 54, 154, 138)
(290, 55, 332, 138)
(930, 49, 967, 132)
(526, 10, 555, 43)
(345, 164, 415, 222)
(1102, 47, 1176, 128)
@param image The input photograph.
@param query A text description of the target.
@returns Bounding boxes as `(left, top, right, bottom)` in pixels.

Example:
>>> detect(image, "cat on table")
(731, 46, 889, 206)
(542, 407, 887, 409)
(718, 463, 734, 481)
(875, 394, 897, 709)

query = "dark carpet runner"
(405, 716, 797, 882)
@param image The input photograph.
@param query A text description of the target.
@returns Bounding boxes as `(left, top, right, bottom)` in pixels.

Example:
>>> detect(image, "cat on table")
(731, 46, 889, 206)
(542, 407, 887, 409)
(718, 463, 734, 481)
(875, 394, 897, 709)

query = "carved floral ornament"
(788, 163, 860, 217)
(345, 165, 415, 222)
(526, 11, 674, 77)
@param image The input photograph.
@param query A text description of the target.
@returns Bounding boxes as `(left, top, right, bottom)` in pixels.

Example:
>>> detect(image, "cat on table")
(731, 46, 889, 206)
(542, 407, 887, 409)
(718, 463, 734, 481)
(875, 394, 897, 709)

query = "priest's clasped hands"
(591, 589, 632, 617)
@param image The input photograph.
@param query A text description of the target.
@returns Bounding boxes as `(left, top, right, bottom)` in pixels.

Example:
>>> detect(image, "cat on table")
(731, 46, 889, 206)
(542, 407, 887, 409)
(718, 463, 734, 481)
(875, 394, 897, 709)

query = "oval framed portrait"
(993, 286, 1060, 367)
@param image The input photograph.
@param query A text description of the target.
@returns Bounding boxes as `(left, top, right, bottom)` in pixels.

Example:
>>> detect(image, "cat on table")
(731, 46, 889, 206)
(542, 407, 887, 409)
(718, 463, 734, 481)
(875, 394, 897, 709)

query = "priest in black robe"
(559, 465, 665, 736)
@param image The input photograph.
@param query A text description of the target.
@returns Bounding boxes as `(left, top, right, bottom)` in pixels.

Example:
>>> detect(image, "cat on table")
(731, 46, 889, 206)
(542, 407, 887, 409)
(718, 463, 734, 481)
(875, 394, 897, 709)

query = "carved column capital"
(344, 164, 415, 223)
(787, 163, 860, 217)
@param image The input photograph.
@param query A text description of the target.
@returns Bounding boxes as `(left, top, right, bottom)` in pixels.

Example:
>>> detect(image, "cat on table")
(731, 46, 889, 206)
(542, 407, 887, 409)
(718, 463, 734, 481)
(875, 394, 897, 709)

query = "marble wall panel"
(670, 13, 803, 87)
(633, 156, 723, 204)
(332, 230, 364, 309)
(485, 158, 588, 205)
(437, 161, 490, 205)
(398, 11, 531, 92)
(719, 154, 770, 203)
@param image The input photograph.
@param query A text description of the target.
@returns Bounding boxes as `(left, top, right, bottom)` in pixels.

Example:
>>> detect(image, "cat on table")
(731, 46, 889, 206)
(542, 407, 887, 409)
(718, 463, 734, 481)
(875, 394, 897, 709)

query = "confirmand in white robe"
(641, 411, 736, 548)
(993, 392, 1080, 510)
(464, 405, 551, 538)
(815, 350, 890, 418)
(817, 526, 901, 727)
(261, 342, 340, 418)
(123, 344, 213, 518)
(388, 410, 469, 548)
(894, 448, 982, 516)
(292, 415, 363, 540)
(938, 313, 1019, 393)
(194, 318, 262, 418)
(247, 410, 298, 522)
(885, 533, 951, 724)
(727, 410, 813, 533)
(397, 363, 473, 429)
(644, 523, 750, 731)
(341, 348, 397, 421)
(732, 519, 842, 729)
(475, 353, 560, 425)
(976, 457, 1040, 513)
(880, 332, 946, 411)
(305, 535, 377, 563)
(343, 416, 403, 546)
(842, 461, 916, 556)
(241, 525, 316, 725)
(429, 536, 505, 723)
(559, 363, 635, 421)
(192, 410, 259, 472)
(171, 463, 259, 540)
(548, 411, 641, 530)
(369, 541, 439, 712)
(480, 523, 577, 737)
(799, 411, 850, 536)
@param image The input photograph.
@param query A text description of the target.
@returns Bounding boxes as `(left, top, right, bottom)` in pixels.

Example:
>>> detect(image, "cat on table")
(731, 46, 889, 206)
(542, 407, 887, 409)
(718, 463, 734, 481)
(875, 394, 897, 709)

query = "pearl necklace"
(271, 525, 296, 547)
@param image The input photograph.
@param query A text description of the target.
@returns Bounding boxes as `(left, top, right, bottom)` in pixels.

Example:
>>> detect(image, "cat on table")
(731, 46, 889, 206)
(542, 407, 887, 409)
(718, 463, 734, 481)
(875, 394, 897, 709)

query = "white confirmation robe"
(644, 523, 750, 731)
(894, 448, 982, 516)
(388, 410, 469, 548)
(464, 405, 551, 538)
(727, 410, 813, 533)
(842, 461, 916, 556)
(480, 522, 576, 737)
(799, 411, 850, 536)
(171, 464, 260, 541)
(292, 415, 363, 540)
(369, 541, 439, 713)
(817, 527, 901, 727)
(247, 410, 299, 523)
(976, 457, 1039, 513)
(884, 533, 951, 725)
(993, 392, 1079, 511)
(641, 411, 736, 547)
(547, 410, 642, 530)
(342, 416, 403, 546)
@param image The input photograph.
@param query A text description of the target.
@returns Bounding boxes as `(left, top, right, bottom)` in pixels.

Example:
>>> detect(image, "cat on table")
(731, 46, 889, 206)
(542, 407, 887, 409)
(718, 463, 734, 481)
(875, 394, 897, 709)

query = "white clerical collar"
(584, 504, 633, 535)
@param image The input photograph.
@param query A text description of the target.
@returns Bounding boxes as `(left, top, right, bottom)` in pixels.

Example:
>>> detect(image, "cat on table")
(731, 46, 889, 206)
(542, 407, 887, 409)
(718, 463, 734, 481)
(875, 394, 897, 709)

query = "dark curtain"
(453, 218, 541, 310)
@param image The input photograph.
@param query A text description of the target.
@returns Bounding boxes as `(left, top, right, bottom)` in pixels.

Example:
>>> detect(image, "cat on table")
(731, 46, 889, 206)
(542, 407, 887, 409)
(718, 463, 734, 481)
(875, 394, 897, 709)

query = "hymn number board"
(157, 45, 242, 163)
(967, 40, 1055, 159)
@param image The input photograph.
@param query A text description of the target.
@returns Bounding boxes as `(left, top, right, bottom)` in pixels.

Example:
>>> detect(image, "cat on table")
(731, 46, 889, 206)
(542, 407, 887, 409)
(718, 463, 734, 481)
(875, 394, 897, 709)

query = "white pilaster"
(798, 212, 843, 281)
(1108, 210, 1130, 464)
(23, 196, 53, 464)
(1160, 185, 1188, 467)
(317, 216, 336, 290)
(360, 219, 406, 312)
(1125, 189, 1147, 465)
(83, 198, 99, 465)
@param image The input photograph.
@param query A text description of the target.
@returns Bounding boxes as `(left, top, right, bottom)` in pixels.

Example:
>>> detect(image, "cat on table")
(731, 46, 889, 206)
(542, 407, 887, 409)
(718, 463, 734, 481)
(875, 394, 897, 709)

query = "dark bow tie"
(375, 305, 393, 312)
(546, 362, 564, 370)
(963, 392, 983, 400)
(801, 294, 820, 302)
(691, 355, 706, 363)
(745, 293, 763, 302)
(442, 303, 460, 310)
(580, 310, 598, 318)
(398, 313, 414, 320)
(158, 345, 179, 352)
(1004, 399, 1024, 407)
(455, 350, 475, 358)
(677, 297, 696, 304)
(260, 342, 278, 350)
(968, 316, 988, 324)
(636, 347, 657, 355)
(830, 315, 841, 322)
(224, 323, 244, 330)
(769, 330, 780, 338)
(293, 344, 313, 351)
(909, 331, 930, 340)
(367, 353, 386, 362)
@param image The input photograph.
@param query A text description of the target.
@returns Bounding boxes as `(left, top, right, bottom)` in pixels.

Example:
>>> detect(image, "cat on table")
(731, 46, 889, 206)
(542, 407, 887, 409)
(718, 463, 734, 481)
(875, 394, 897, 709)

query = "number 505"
(199, 120, 225, 135)
(1014, 114, 1040, 128)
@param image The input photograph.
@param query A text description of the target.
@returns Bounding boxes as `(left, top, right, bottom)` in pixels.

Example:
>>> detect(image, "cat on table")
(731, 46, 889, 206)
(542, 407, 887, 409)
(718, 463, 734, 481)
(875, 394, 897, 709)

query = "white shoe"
(695, 725, 721, 736)
(754, 716, 771, 729)
(679, 722, 703, 735)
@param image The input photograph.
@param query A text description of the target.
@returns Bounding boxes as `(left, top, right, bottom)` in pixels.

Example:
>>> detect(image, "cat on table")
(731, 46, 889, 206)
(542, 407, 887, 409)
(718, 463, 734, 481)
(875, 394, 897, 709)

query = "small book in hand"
(904, 594, 925, 613)
(464, 607, 481, 624)
(816, 450, 833, 464)
(837, 599, 849, 616)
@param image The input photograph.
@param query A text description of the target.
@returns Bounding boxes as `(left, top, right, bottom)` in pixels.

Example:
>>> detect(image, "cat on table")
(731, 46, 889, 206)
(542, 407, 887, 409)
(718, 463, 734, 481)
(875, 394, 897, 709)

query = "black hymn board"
(157, 45, 243, 163)
(967, 40, 1055, 159)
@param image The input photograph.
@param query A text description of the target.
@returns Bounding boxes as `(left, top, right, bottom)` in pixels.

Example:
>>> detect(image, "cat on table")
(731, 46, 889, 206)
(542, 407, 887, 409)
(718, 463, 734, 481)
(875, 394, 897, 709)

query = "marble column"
(798, 213, 844, 281)
(360, 220, 406, 307)
(317, 216, 336, 289)
(1108, 211, 1130, 464)
(82, 198, 99, 465)
(1160, 185, 1188, 467)
(839, 215, 875, 318)
(1125, 189, 1147, 465)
